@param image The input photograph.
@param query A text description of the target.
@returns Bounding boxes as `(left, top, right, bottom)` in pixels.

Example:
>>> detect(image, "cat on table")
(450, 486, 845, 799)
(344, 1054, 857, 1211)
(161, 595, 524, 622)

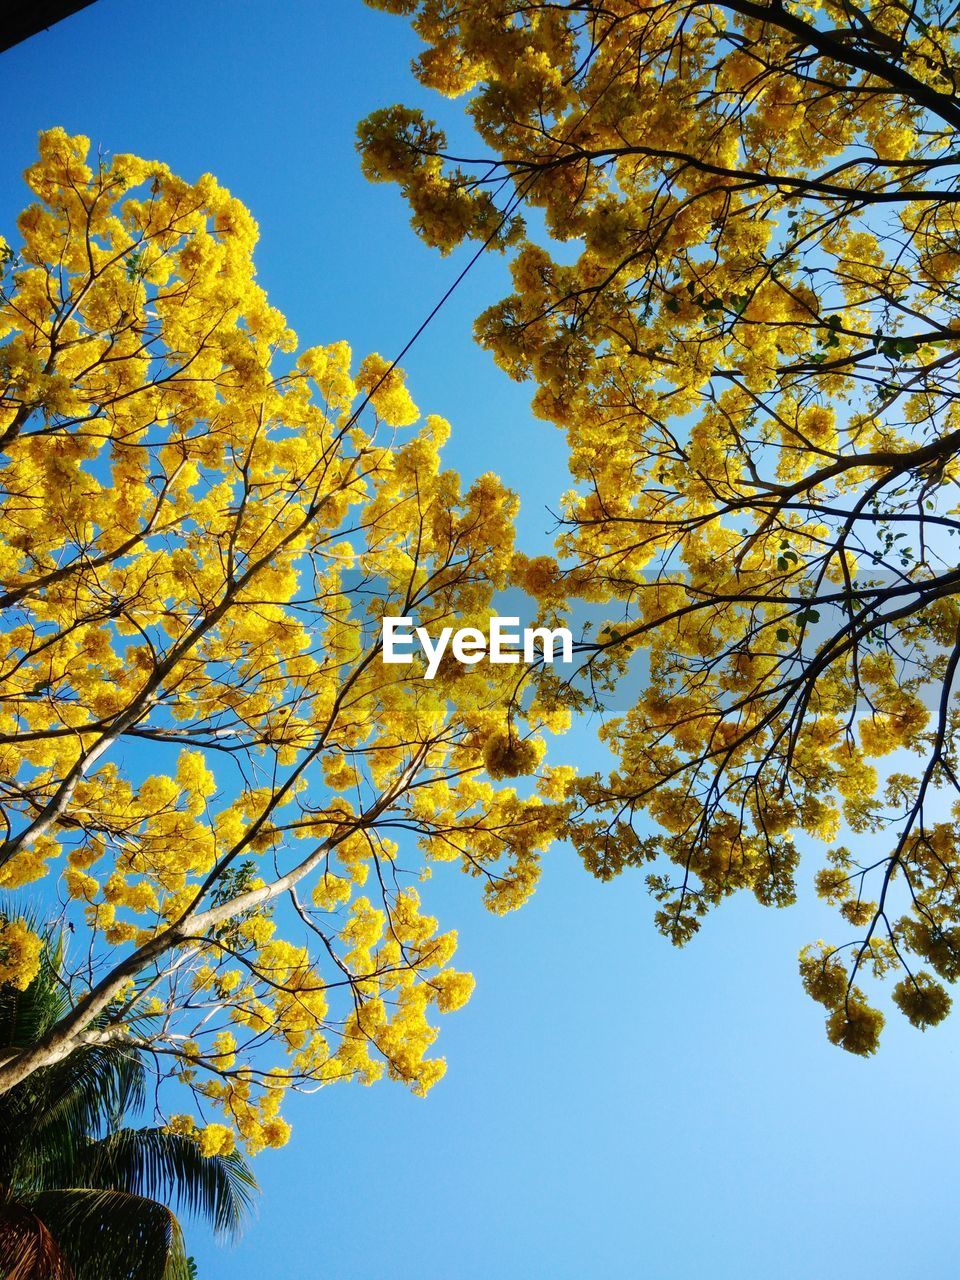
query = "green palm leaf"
(73, 1128, 257, 1238)
(0, 1043, 145, 1191)
(22, 1188, 192, 1280)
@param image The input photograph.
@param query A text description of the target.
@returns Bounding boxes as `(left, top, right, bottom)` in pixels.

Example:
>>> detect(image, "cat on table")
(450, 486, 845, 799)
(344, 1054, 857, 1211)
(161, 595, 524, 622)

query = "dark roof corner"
(0, 1, 98, 55)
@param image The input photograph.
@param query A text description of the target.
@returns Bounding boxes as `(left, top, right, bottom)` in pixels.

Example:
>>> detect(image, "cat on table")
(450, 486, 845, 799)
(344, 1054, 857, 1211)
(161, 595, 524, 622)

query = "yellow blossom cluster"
(361, 1, 960, 1050)
(0, 917, 43, 991)
(0, 131, 571, 1144)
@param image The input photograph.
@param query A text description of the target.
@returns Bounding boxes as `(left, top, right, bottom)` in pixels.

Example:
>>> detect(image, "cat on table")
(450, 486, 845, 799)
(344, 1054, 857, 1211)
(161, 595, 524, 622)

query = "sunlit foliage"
(362, 0, 960, 1053)
(0, 130, 568, 1149)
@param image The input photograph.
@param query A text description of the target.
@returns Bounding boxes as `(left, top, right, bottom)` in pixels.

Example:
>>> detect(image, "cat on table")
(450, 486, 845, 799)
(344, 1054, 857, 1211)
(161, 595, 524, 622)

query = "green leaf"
(75, 1129, 256, 1239)
(24, 1189, 191, 1280)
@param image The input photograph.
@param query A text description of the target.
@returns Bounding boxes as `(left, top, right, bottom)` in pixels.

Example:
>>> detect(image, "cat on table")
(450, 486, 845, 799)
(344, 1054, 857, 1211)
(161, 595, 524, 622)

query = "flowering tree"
(360, 0, 960, 1052)
(0, 130, 569, 1153)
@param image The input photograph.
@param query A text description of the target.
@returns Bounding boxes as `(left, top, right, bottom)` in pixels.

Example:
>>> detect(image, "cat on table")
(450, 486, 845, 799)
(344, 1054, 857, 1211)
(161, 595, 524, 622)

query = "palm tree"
(0, 926, 256, 1280)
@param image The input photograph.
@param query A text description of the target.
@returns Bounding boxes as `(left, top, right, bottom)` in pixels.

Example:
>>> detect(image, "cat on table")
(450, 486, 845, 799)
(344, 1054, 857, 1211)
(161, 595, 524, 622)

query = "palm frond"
(33, 1042, 146, 1139)
(23, 1189, 192, 1280)
(0, 1202, 73, 1280)
(0, 1043, 145, 1190)
(72, 1128, 257, 1238)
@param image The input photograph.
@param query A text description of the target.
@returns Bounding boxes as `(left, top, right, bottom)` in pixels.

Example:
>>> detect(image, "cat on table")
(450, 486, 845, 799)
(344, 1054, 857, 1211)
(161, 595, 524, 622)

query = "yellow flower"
(0, 919, 42, 991)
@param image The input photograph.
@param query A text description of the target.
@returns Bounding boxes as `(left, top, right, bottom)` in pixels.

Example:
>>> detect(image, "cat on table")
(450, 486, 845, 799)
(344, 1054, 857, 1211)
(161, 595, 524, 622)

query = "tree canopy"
(360, 0, 960, 1053)
(0, 129, 569, 1151)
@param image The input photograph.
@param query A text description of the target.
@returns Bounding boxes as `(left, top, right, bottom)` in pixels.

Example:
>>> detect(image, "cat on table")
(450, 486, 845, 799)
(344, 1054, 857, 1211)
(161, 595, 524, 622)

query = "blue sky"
(2, 3, 958, 1277)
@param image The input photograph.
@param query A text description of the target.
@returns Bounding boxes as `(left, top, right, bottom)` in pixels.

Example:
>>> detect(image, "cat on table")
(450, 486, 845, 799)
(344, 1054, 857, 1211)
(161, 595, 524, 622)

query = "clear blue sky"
(1, 4, 957, 1278)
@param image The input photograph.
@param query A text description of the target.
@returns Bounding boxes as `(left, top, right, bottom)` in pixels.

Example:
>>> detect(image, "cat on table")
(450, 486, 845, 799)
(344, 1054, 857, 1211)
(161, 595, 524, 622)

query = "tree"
(0, 129, 569, 1145)
(0, 926, 255, 1280)
(359, 0, 960, 1052)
